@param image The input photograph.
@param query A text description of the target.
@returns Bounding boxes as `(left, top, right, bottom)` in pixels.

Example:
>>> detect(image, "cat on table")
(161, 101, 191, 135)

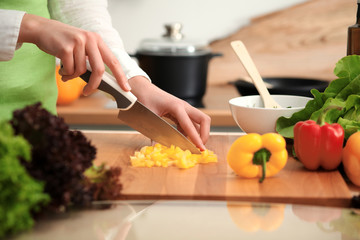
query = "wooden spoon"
(231, 40, 282, 108)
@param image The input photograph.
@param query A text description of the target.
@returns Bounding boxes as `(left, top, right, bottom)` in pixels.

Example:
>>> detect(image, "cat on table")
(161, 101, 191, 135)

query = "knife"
(79, 65, 201, 154)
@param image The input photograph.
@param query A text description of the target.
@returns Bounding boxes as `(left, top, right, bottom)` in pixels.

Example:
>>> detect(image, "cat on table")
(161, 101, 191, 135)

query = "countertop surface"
(56, 84, 240, 127)
(50, 83, 360, 240)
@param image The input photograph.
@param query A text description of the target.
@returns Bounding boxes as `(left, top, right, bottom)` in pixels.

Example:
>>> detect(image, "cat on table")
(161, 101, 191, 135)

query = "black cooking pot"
(132, 23, 222, 108)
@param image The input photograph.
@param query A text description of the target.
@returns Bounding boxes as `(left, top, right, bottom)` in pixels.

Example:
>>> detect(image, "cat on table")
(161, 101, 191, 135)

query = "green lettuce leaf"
(309, 98, 346, 124)
(276, 90, 323, 138)
(276, 55, 360, 139)
(333, 54, 360, 79)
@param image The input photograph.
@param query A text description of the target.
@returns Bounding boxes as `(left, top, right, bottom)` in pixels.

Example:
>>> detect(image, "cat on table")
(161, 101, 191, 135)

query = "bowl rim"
(229, 94, 313, 110)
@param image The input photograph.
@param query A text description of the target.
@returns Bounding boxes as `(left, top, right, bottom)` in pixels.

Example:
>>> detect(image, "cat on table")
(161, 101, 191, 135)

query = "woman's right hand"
(128, 76, 211, 150)
(17, 13, 131, 95)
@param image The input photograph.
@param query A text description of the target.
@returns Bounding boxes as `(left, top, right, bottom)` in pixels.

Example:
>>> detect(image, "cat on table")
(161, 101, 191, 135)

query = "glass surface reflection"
(292, 205, 360, 240)
(227, 202, 285, 232)
(11, 200, 360, 240)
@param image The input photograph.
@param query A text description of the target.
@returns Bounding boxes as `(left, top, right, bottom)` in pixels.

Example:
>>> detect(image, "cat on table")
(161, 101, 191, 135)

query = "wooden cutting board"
(84, 131, 352, 207)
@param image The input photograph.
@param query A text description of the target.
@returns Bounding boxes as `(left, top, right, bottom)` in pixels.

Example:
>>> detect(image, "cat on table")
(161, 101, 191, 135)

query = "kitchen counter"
(56, 84, 240, 129)
(10, 131, 360, 240)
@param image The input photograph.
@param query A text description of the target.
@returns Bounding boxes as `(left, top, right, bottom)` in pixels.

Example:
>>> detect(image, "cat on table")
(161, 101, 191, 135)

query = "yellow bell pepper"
(227, 133, 288, 182)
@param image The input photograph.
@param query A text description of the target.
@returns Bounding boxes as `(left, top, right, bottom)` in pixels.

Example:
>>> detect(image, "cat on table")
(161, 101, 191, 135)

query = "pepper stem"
(252, 148, 271, 183)
(259, 157, 266, 183)
(316, 106, 343, 126)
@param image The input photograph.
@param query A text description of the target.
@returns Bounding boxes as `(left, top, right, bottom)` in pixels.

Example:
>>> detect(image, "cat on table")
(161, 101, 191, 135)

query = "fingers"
(59, 33, 87, 81)
(58, 47, 74, 78)
(81, 34, 106, 95)
(169, 104, 211, 151)
(82, 35, 130, 95)
(82, 36, 130, 95)
(57, 31, 129, 95)
(98, 40, 131, 91)
(180, 115, 206, 151)
(187, 106, 211, 144)
(73, 39, 87, 77)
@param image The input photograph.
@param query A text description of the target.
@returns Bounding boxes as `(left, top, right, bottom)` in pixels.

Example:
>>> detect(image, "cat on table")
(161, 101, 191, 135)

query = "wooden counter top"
(57, 84, 240, 127)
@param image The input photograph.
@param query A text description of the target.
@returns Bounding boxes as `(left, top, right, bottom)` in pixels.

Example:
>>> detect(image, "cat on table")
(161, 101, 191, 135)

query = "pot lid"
(137, 23, 210, 56)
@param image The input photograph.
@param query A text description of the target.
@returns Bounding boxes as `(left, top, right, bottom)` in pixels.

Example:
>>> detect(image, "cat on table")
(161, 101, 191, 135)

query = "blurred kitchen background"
(108, 0, 306, 53)
(55, 0, 357, 131)
(107, 0, 354, 85)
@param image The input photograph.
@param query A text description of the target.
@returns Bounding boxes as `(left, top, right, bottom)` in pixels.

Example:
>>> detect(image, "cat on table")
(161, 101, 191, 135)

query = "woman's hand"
(129, 76, 211, 150)
(17, 13, 130, 95)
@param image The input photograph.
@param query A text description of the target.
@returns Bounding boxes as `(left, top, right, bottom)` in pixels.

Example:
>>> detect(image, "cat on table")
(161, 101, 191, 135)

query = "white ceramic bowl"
(229, 95, 312, 134)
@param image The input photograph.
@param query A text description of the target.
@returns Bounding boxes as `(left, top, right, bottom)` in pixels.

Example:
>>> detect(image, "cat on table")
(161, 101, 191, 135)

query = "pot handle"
(210, 52, 223, 58)
(129, 53, 137, 58)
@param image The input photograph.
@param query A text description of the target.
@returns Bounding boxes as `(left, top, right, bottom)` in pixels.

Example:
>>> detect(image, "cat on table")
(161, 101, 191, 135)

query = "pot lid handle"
(163, 23, 184, 40)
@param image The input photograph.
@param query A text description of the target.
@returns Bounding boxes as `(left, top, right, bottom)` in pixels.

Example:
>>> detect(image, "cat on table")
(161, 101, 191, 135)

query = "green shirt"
(0, 0, 57, 121)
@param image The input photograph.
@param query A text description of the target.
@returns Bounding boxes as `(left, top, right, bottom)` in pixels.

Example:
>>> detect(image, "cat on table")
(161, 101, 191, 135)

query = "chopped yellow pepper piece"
(130, 143, 217, 169)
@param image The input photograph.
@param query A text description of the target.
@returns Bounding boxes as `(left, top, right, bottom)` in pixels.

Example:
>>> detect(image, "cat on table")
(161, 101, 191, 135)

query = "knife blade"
(79, 65, 200, 154)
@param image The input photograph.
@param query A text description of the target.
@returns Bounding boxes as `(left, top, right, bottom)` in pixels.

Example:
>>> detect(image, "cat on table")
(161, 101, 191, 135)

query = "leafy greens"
(0, 121, 50, 238)
(276, 55, 360, 139)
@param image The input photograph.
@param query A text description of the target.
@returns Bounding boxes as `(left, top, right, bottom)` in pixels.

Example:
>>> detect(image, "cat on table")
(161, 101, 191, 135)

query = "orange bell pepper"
(342, 131, 360, 187)
(55, 65, 86, 105)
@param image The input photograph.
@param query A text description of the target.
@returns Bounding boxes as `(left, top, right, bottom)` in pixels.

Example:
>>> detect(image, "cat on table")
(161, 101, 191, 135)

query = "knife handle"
(79, 64, 137, 110)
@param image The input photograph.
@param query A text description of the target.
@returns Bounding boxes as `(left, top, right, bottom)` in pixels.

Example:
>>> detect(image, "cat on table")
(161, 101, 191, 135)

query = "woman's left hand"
(128, 76, 211, 151)
(18, 14, 131, 95)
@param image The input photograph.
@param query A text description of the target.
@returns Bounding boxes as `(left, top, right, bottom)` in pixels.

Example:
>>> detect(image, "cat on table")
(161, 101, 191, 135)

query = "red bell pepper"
(293, 120, 344, 170)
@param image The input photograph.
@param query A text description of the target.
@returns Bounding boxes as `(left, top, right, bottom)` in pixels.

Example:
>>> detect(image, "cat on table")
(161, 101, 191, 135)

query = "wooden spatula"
(231, 40, 282, 109)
